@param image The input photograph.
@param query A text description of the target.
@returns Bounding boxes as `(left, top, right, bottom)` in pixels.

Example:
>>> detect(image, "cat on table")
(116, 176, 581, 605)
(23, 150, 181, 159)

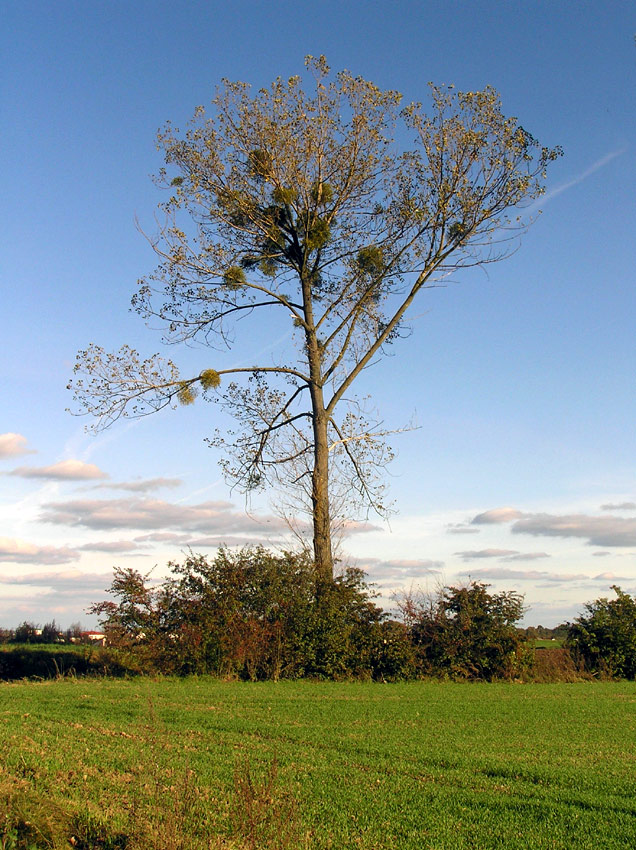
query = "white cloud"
(0, 433, 34, 459)
(11, 460, 108, 481)
(471, 508, 523, 525)
(0, 537, 79, 565)
(592, 572, 632, 582)
(469, 506, 636, 548)
(601, 502, 636, 512)
(511, 513, 636, 547)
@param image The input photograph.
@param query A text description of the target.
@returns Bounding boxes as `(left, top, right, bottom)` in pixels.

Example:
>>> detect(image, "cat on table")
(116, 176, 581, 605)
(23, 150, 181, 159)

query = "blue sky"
(1, 0, 635, 628)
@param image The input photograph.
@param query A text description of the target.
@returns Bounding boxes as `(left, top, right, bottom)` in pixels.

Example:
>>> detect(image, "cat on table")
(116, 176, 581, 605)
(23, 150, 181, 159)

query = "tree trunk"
(311, 405, 333, 587)
(302, 270, 334, 588)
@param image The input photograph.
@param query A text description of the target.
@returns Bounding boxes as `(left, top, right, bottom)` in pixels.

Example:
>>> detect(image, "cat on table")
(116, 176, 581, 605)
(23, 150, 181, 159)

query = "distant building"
(70, 631, 107, 647)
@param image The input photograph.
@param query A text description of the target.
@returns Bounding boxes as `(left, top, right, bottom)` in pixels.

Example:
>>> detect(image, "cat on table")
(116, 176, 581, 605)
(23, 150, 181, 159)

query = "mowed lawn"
(1, 678, 635, 849)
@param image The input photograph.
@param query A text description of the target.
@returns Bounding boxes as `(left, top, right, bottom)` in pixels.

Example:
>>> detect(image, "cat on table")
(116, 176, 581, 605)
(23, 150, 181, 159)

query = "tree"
(11, 621, 39, 644)
(64, 621, 84, 643)
(399, 581, 526, 680)
(69, 57, 561, 585)
(567, 586, 636, 679)
(40, 620, 62, 643)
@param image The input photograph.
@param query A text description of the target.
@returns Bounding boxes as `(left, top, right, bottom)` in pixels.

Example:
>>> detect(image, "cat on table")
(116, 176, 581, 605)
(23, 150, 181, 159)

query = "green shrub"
(90, 548, 394, 681)
(402, 582, 526, 680)
(567, 586, 636, 678)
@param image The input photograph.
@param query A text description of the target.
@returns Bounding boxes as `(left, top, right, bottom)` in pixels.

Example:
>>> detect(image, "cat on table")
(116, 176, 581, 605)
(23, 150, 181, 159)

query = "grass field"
(1, 678, 636, 849)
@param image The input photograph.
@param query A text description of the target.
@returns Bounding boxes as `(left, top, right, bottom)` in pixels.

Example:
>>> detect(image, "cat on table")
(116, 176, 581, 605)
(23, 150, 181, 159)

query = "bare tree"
(70, 57, 561, 586)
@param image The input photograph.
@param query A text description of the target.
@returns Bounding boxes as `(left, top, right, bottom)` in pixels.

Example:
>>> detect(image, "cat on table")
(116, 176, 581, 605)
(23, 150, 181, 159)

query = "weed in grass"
(126, 698, 206, 850)
(0, 787, 131, 850)
(0, 786, 68, 850)
(133, 767, 202, 850)
(68, 811, 129, 849)
(0, 788, 57, 850)
(0, 812, 41, 850)
(230, 754, 305, 850)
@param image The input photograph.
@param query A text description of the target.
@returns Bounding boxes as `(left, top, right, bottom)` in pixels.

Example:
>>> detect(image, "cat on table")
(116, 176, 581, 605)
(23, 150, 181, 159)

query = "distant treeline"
(518, 624, 569, 641)
(2, 548, 634, 683)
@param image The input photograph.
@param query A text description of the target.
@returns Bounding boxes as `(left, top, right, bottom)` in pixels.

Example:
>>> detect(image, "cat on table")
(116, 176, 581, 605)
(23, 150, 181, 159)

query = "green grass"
(531, 638, 565, 649)
(0, 643, 90, 654)
(1, 679, 636, 848)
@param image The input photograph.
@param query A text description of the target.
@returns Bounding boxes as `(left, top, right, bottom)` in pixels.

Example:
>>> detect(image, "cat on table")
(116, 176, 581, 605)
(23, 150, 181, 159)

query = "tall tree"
(70, 57, 561, 586)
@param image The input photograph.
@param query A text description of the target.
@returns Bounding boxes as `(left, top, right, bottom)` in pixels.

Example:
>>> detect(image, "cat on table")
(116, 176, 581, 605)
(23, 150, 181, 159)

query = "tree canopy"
(70, 57, 561, 583)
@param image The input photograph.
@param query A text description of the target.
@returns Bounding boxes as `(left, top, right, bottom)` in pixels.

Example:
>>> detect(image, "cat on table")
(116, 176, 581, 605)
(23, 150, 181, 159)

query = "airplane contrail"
(529, 146, 628, 211)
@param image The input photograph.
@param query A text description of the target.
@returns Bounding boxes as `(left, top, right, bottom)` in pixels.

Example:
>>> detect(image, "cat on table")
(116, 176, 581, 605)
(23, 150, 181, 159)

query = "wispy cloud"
(187, 535, 287, 548)
(134, 532, 192, 544)
(455, 548, 550, 563)
(339, 520, 380, 536)
(463, 567, 588, 583)
(0, 569, 111, 590)
(92, 477, 182, 493)
(601, 502, 636, 512)
(446, 524, 481, 535)
(0, 433, 35, 459)
(11, 460, 108, 481)
(40, 496, 287, 536)
(455, 548, 519, 561)
(77, 540, 144, 553)
(354, 557, 444, 579)
(502, 552, 551, 562)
